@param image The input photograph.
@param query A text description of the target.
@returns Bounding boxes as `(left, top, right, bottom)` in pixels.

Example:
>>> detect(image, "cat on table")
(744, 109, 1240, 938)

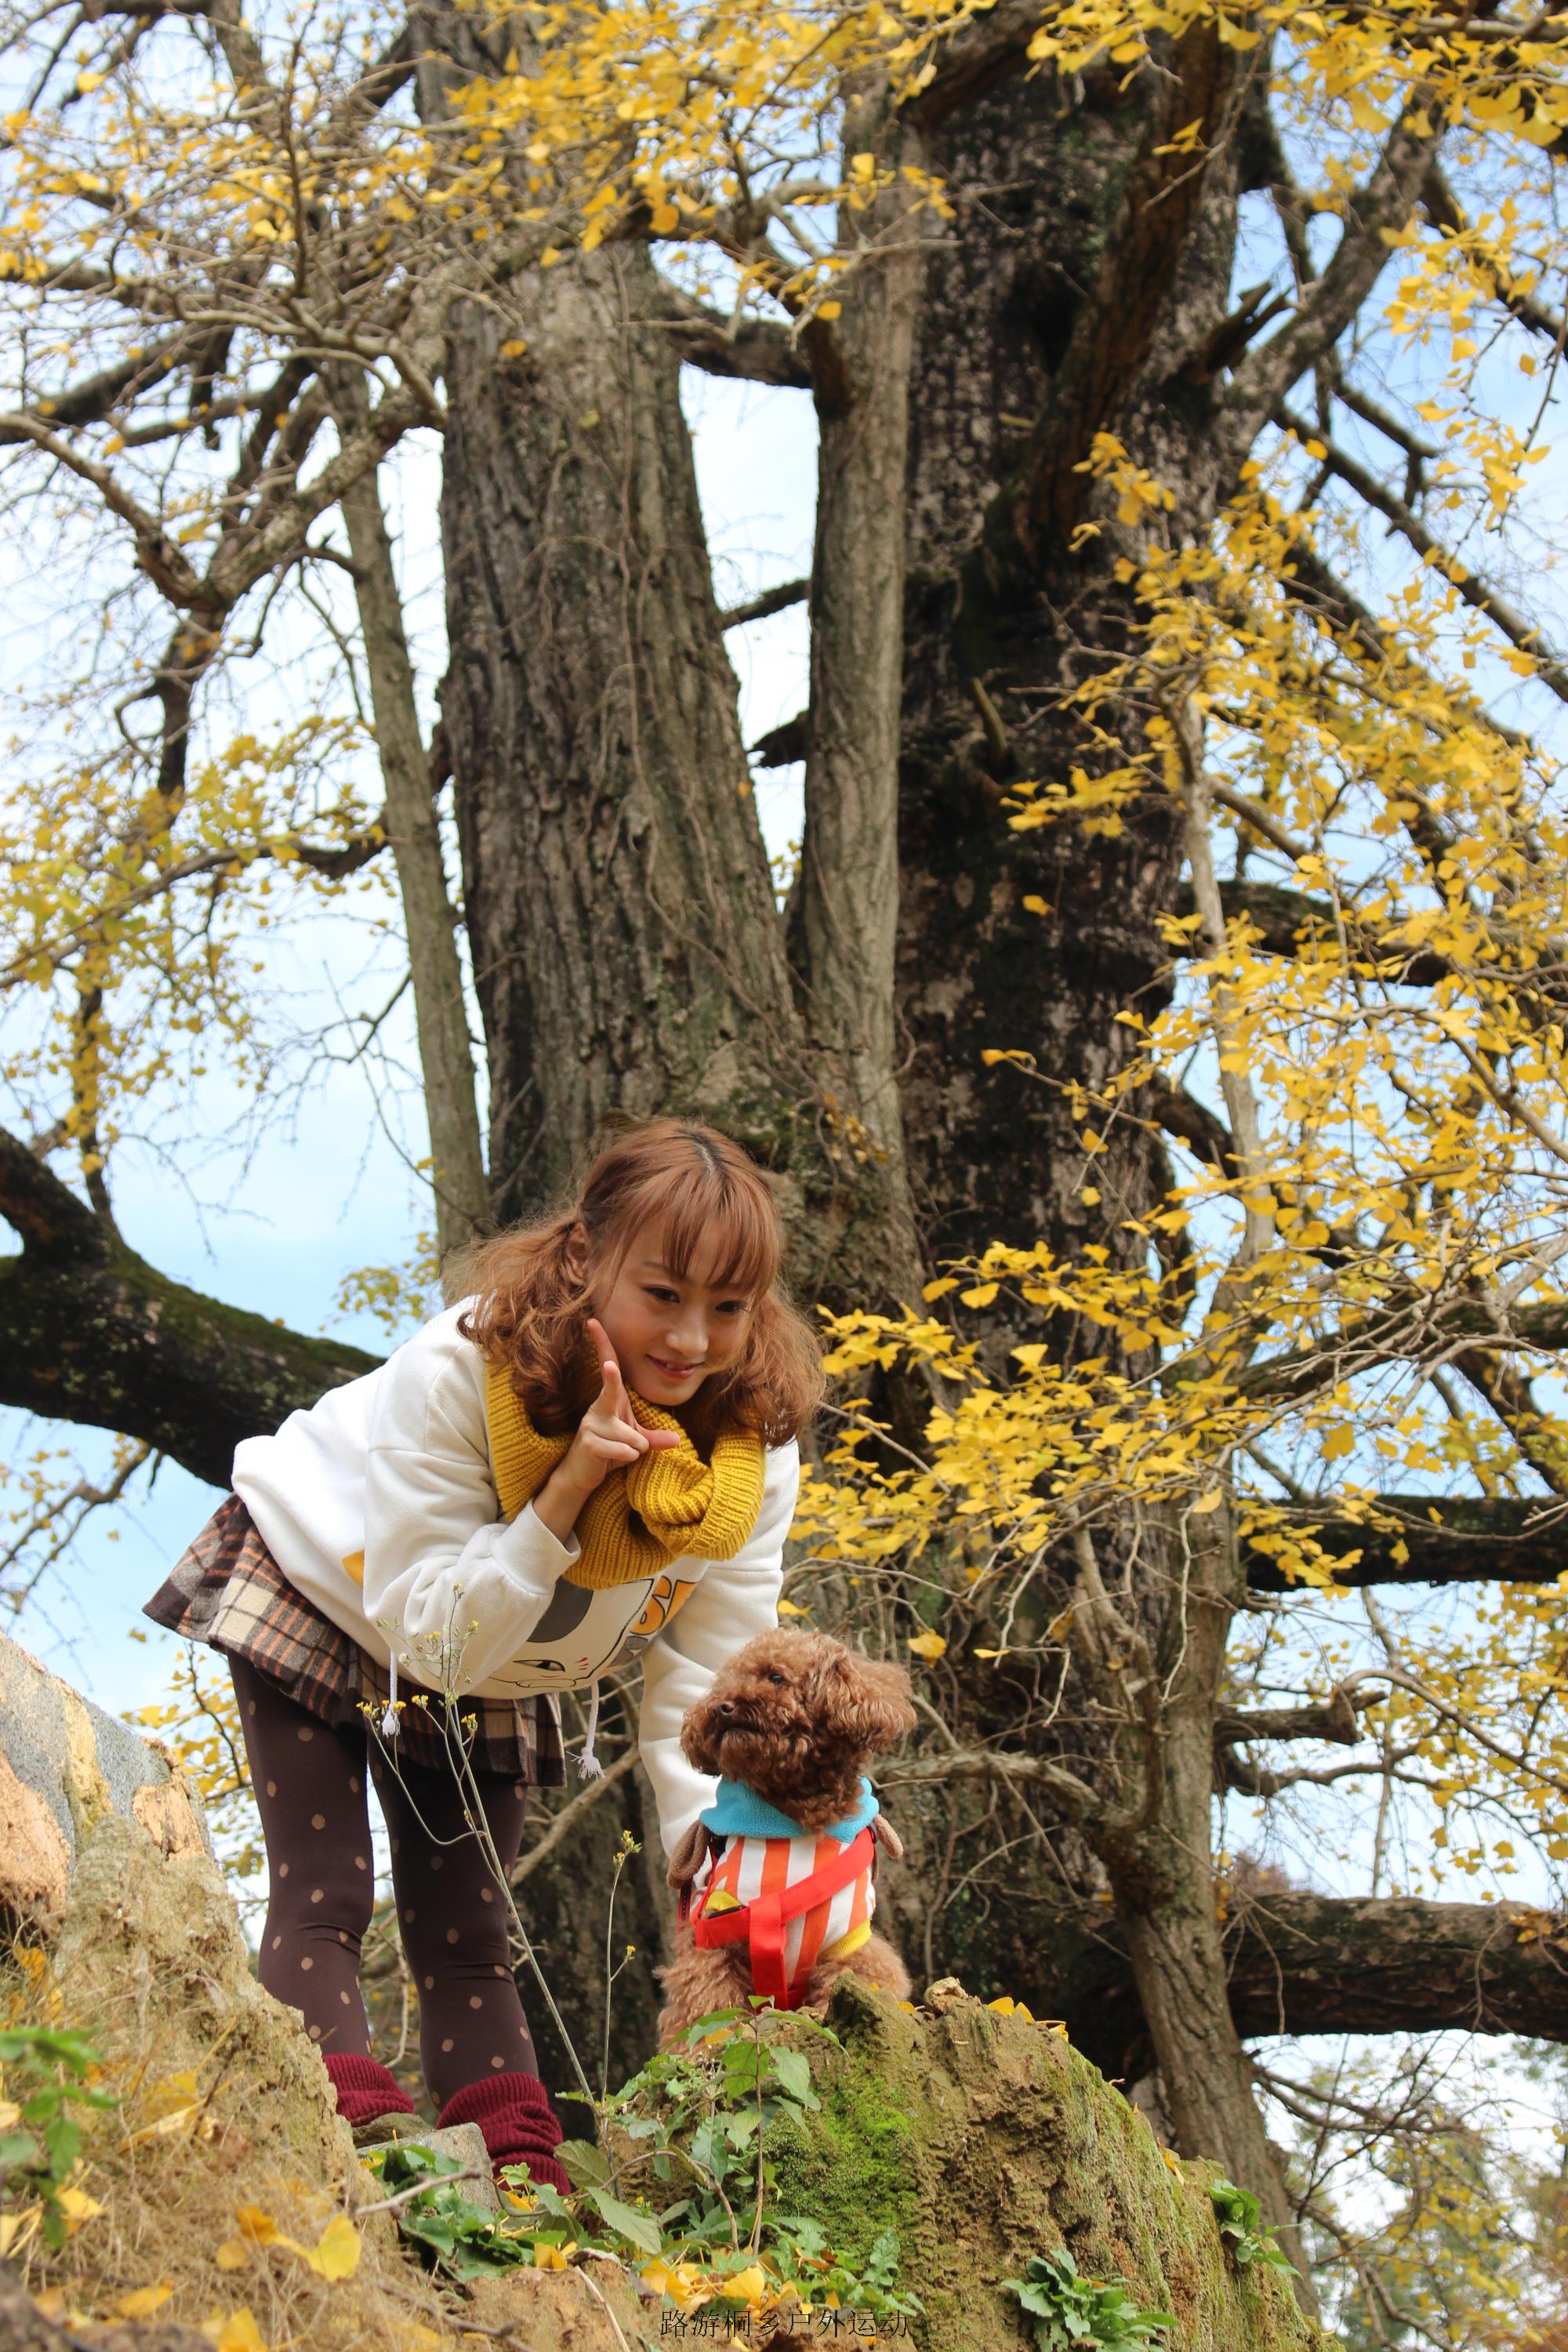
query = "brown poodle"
(655, 1627, 917, 2047)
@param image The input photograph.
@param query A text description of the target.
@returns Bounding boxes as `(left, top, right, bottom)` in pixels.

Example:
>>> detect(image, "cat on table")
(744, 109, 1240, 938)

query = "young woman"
(144, 1120, 821, 2185)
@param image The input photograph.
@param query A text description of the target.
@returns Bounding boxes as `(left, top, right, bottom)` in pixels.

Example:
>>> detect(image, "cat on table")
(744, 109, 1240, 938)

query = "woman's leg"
(229, 1655, 378, 2057)
(367, 1740, 535, 2110)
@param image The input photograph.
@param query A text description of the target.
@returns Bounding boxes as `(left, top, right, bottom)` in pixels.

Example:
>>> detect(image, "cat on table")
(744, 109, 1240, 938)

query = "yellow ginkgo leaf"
(215, 2240, 249, 2271)
(776, 1598, 808, 1616)
(0, 2209, 39, 2258)
(532, 2238, 577, 2269)
(907, 1629, 947, 1661)
(204, 2307, 267, 2352)
(115, 2282, 174, 2318)
(55, 2187, 102, 2228)
(234, 2205, 279, 2246)
(299, 2214, 360, 2281)
(724, 2263, 769, 2303)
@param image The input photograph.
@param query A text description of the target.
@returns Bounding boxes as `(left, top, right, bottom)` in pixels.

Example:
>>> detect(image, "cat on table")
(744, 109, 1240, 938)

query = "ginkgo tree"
(6, 0, 1568, 2330)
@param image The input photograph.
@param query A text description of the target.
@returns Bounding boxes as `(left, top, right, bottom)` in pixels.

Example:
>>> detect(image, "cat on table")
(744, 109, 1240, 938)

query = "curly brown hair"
(452, 1119, 822, 1449)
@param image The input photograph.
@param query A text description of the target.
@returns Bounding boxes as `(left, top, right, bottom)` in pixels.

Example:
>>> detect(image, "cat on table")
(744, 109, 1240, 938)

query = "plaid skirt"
(144, 1492, 567, 1784)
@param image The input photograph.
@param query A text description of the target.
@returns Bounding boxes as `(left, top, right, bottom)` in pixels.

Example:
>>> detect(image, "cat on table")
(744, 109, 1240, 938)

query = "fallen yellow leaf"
(204, 2307, 267, 2352)
(115, 2282, 174, 2318)
(299, 2214, 360, 2281)
(55, 2186, 102, 2228)
(533, 2238, 577, 2269)
(234, 2205, 280, 2247)
(0, 2207, 40, 2257)
(215, 2239, 249, 2271)
(906, 1629, 947, 1661)
(723, 2263, 768, 2303)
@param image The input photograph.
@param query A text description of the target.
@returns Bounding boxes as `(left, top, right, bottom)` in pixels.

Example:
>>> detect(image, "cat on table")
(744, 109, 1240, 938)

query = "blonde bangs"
(640, 1162, 779, 1298)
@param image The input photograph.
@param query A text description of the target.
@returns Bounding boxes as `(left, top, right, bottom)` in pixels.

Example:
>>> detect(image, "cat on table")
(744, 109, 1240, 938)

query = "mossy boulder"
(746, 1973, 1325, 2352)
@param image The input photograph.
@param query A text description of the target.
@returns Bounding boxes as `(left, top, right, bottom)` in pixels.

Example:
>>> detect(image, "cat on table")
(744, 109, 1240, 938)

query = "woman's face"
(590, 1221, 755, 1409)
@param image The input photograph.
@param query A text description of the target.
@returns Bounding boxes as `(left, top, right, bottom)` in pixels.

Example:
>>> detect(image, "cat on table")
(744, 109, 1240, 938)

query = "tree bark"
(794, 91, 927, 1301)
(331, 371, 491, 1256)
(894, 38, 1235, 1293)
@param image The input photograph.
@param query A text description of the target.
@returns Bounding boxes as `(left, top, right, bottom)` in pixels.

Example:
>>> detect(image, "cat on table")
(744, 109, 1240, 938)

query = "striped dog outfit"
(684, 1776, 881, 2009)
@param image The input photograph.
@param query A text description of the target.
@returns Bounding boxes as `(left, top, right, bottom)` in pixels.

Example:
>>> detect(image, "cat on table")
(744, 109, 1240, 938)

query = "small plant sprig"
(361, 2140, 540, 2281)
(1207, 2176, 1298, 2276)
(362, 2002, 922, 2323)
(1002, 2245, 1173, 2350)
(0, 2025, 118, 2252)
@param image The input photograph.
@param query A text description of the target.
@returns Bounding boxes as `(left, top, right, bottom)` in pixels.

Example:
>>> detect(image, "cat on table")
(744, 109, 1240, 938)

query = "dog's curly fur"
(655, 1628, 917, 2047)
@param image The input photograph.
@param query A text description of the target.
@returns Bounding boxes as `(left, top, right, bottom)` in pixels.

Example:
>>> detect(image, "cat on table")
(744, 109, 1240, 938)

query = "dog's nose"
(716, 1700, 735, 1719)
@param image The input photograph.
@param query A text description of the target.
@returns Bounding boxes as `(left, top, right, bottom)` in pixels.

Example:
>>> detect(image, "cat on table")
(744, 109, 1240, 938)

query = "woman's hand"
(532, 1318, 680, 1545)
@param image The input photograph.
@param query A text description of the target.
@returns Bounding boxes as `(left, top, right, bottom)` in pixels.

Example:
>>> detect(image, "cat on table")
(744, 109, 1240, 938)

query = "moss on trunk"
(748, 1974, 1323, 2351)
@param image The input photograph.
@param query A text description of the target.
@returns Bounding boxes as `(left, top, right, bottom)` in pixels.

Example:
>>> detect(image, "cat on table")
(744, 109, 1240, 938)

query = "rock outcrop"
(0, 1634, 208, 1933)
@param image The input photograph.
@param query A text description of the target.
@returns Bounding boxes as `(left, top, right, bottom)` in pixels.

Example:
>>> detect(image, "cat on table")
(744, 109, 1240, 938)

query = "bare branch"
(1221, 101, 1446, 466)
(1214, 1686, 1375, 1747)
(653, 283, 812, 388)
(720, 577, 809, 630)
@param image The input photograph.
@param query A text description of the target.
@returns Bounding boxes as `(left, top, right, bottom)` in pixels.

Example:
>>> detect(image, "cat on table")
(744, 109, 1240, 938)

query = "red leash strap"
(690, 1826, 876, 2009)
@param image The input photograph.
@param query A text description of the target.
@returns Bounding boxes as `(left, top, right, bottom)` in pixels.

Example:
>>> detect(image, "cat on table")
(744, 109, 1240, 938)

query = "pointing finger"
(586, 1316, 620, 1384)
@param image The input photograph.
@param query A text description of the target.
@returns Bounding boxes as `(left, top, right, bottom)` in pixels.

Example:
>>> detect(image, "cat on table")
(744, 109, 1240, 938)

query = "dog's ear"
(826, 1653, 919, 1751)
(667, 1820, 710, 1890)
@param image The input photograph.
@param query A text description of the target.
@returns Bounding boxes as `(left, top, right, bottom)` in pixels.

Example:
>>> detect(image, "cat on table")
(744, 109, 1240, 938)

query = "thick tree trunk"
(439, 249, 806, 1225)
(856, 35, 1333, 2238)
(895, 43, 1236, 1293)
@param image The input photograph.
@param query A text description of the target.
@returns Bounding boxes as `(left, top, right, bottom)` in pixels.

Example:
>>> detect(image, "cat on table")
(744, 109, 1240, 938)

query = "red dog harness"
(680, 1824, 879, 2010)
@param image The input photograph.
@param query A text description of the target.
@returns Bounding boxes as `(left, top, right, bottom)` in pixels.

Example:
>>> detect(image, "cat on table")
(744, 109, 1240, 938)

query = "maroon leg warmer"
(436, 2072, 572, 2194)
(323, 2052, 416, 2127)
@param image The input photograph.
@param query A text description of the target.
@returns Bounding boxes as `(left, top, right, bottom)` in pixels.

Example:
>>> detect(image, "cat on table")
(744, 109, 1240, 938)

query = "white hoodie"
(230, 1303, 797, 1856)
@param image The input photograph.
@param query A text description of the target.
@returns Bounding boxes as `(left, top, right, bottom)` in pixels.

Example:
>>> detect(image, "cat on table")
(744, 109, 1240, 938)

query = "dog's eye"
(765, 1669, 786, 1686)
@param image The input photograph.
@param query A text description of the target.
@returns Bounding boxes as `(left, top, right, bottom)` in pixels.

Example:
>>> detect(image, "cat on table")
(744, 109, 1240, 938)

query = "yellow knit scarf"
(484, 1367, 768, 1588)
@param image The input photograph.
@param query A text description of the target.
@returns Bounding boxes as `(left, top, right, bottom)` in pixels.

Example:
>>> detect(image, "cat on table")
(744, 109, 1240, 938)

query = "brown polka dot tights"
(230, 1656, 537, 2108)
